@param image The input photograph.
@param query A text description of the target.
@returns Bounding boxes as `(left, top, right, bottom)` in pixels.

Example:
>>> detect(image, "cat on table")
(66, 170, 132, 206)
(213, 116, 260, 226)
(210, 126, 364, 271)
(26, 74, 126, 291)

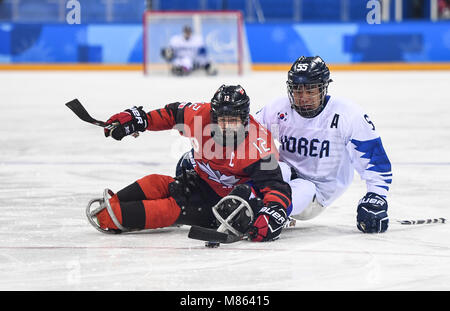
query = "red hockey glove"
(104, 106, 148, 141)
(247, 204, 287, 242)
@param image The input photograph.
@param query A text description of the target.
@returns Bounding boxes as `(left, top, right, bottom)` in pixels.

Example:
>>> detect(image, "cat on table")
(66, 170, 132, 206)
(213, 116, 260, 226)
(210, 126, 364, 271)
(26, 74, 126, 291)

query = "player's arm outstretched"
(348, 112, 392, 233)
(104, 102, 193, 140)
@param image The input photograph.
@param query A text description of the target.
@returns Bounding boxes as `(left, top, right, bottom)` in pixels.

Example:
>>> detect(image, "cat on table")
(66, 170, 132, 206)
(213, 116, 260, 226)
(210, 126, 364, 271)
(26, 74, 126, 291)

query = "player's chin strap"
(212, 195, 255, 237)
(86, 189, 129, 234)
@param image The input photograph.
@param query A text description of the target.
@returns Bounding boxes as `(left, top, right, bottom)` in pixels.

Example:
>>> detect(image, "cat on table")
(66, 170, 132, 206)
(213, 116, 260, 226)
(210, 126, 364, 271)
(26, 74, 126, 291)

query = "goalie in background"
(160, 25, 218, 76)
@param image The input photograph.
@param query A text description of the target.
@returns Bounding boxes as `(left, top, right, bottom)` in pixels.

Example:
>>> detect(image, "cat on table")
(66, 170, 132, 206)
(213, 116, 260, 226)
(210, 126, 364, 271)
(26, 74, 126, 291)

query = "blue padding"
(345, 34, 423, 62)
(246, 23, 311, 63)
(1, 20, 450, 64)
(0, 25, 11, 54)
(78, 45, 102, 63)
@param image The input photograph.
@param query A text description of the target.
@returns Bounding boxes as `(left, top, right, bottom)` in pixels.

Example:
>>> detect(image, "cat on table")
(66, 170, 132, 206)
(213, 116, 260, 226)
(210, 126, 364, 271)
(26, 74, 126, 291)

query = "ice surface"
(0, 70, 449, 291)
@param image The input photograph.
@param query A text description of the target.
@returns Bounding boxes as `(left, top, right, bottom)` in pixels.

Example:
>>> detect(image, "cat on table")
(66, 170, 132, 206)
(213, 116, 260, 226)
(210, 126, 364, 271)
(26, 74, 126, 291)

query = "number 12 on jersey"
(253, 138, 270, 154)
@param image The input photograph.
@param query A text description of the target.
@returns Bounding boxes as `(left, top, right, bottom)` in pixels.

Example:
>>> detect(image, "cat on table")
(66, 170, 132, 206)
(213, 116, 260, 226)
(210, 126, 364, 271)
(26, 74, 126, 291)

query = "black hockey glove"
(104, 106, 148, 141)
(247, 204, 288, 242)
(160, 47, 174, 62)
(356, 192, 389, 233)
(168, 169, 200, 207)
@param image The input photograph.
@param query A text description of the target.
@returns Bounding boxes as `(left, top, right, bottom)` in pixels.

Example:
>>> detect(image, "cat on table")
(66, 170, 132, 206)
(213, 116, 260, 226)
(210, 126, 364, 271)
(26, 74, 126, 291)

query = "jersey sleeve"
(146, 102, 190, 132)
(244, 155, 292, 211)
(346, 110, 392, 197)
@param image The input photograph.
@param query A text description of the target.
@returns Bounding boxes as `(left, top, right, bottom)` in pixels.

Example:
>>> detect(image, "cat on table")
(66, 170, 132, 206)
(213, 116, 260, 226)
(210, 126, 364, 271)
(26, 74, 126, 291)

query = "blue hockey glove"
(356, 192, 389, 233)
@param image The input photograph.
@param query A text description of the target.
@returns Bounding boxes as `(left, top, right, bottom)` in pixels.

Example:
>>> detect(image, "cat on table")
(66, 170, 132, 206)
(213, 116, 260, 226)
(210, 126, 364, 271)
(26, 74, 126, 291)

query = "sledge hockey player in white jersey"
(254, 56, 392, 233)
(161, 25, 217, 76)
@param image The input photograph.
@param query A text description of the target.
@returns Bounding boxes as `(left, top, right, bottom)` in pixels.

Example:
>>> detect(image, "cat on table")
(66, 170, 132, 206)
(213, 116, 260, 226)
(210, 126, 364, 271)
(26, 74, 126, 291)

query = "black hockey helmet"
(183, 25, 192, 39)
(183, 25, 192, 33)
(211, 84, 250, 126)
(210, 84, 250, 146)
(287, 56, 332, 118)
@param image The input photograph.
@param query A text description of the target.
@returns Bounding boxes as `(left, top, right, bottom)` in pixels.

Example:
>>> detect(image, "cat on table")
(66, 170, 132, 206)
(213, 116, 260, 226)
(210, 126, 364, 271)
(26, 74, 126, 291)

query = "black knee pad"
(120, 201, 146, 230)
(116, 182, 146, 202)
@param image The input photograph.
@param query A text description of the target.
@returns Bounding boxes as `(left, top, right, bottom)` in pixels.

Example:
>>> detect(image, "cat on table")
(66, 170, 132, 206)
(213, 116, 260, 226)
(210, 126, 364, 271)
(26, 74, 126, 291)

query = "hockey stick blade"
(395, 217, 446, 225)
(65, 99, 115, 130)
(188, 218, 297, 245)
(188, 225, 244, 244)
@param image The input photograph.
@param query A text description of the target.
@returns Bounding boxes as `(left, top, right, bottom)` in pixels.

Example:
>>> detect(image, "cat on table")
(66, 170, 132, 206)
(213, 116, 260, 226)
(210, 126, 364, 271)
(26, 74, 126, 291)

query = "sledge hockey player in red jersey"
(87, 85, 292, 242)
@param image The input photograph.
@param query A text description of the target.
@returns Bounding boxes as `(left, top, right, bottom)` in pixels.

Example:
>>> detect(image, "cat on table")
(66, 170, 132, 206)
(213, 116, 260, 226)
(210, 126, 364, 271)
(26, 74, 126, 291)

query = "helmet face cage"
(211, 106, 249, 129)
(286, 56, 332, 118)
(210, 85, 250, 146)
(210, 108, 249, 147)
(287, 81, 329, 118)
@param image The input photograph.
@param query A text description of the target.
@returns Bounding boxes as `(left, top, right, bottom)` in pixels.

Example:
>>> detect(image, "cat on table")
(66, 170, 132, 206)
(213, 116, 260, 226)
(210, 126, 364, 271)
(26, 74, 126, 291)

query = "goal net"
(143, 10, 250, 76)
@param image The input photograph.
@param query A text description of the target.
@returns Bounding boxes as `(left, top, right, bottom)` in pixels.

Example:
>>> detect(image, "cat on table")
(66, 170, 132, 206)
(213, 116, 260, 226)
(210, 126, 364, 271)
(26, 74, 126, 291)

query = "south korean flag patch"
(277, 111, 288, 122)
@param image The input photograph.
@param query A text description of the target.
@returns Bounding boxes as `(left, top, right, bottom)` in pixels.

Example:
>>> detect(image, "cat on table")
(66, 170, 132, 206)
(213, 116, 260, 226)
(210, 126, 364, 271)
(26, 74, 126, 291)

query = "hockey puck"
(205, 241, 220, 248)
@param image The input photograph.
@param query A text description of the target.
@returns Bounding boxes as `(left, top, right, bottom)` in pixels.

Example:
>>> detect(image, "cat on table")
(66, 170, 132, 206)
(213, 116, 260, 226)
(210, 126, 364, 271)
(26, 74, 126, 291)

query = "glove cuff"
(358, 192, 388, 211)
(259, 205, 288, 226)
(125, 106, 148, 132)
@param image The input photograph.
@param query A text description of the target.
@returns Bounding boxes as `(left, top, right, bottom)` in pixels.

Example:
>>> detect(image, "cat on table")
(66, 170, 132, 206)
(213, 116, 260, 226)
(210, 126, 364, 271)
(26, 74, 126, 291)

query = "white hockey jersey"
(254, 96, 392, 207)
(169, 34, 207, 68)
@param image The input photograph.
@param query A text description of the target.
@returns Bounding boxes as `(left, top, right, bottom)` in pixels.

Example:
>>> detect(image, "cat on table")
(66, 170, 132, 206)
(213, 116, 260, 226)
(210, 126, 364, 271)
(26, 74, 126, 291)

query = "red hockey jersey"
(146, 101, 291, 210)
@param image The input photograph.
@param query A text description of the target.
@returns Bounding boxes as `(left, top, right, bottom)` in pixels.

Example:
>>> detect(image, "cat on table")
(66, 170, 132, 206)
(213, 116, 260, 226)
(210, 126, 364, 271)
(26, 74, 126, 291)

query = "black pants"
(169, 169, 222, 229)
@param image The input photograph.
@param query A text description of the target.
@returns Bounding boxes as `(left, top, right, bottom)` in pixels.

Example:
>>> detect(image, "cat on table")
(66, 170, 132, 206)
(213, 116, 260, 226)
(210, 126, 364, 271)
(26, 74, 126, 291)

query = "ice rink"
(0, 70, 449, 291)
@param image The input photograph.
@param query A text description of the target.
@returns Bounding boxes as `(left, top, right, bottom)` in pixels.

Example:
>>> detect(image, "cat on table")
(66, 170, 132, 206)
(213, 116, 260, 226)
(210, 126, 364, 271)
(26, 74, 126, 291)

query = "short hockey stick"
(394, 217, 446, 225)
(65, 98, 139, 137)
(65, 98, 116, 130)
(188, 225, 245, 244)
(188, 217, 297, 246)
(189, 217, 446, 246)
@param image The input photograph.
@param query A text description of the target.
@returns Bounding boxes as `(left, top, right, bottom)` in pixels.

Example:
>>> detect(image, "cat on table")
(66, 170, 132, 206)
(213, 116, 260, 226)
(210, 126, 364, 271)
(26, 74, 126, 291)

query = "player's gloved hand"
(104, 106, 148, 141)
(356, 192, 389, 233)
(247, 204, 287, 242)
(227, 184, 263, 212)
(160, 47, 174, 61)
(168, 169, 200, 208)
